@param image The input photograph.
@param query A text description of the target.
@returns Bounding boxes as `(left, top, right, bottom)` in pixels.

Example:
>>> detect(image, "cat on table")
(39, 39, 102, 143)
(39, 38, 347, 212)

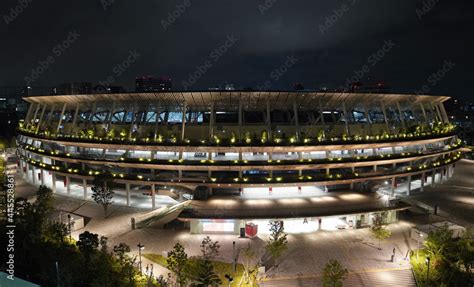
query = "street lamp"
(137, 243, 145, 273)
(425, 256, 431, 284)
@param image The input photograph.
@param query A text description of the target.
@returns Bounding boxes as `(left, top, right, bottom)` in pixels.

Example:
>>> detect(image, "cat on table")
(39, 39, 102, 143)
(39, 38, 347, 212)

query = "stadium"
(16, 91, 464, 234)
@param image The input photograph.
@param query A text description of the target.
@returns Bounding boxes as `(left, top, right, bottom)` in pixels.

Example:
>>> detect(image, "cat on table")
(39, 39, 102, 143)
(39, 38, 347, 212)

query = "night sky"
(1, 0, 473, 100)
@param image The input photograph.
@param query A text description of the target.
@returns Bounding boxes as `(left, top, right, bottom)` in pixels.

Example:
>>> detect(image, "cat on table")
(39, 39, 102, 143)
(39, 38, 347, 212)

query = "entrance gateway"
(187, 210, 398, 235)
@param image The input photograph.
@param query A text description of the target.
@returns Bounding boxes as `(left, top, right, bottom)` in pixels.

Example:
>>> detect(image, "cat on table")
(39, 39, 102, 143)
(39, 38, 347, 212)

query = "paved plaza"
(12, 159, 474, 285)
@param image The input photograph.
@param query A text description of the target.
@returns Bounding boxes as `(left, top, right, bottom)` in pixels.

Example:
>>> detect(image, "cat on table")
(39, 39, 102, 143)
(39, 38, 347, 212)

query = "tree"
(195, 236, 222, 286)
(370, 211, 392, 249)
(76, 231, 99, 260)
(113, 243, 138, 285)
(91, 174, 115, 217)
(166, 242, 189, 287)
(44, 221, 68, 244)
(322, 259, 348, 287)
(242, 243, 259, 286)
(200, 236, 220, 261)
(265, 220, 288, 267)
(196, 260, 222, 286)
(371, 227, 392, 249)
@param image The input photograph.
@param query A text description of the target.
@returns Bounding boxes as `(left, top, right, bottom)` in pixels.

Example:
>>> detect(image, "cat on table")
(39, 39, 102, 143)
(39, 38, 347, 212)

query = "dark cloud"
(0, 0, 472, 100)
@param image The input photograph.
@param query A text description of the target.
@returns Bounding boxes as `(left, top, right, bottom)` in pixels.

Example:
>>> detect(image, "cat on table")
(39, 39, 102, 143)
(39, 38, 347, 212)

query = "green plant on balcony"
(261, 130, 268, 144)
(244, 131, 252, 144)
(106, 128, 115, 139)
(230, 131, 237, 144)
(316, 129, 326, 142)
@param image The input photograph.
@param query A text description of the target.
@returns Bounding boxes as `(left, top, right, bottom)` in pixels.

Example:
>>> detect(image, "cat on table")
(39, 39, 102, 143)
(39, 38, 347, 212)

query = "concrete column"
(381, 102, 392, 138)
(32, 166, 36, 184)
(350, 167, 355, 189)
(47, 104, 56, 123)
(318, 99, 327, 132)
(151, 184, 156, 209)
(238, 98, 243, 141)
(66, 176, 71, 195)
(83, 178, 87, 199)
(31, 103, 41, 124)
(126, 183, 131, 207)
(373, 165, 377, 172)
(396, 101, 406, 131)
(266, 98, 272, 140)
(293, 100, 300, 141)
(439, 103, 449, 123)
(440, 168, 444, 183)
(40, 169, 45, 185)
(421, 172, 425, 192)
(181, 102, 187, 141)
(342, 102, 350, 136)
(35, 104, 47, 133)
(431, 170, 436, 186)
(71, 104, 80, 127)
(106, 100, 116, 130)
(25, 102, 36, 123)
(52, 173, 57, 193)
(153, 102, 161, 140)
(391, 177, 396, 197)
(56, 103, 68, 133)
(128, 104, 137, 139)
(363, 103, 373, 135)
(406, 175, 411, 196)
(420, 103, 428, 125)
(209, 102, 215, 140)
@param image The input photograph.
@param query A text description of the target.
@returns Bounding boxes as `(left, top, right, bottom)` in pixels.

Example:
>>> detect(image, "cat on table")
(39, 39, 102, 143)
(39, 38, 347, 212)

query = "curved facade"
(17, 91, 463, 214)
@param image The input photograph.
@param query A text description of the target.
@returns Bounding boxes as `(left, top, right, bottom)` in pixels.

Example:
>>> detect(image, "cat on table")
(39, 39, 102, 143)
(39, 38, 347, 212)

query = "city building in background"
(135, 76, 172, 92)
(17, 91, 465, 234)
(52, 82, 94, 95)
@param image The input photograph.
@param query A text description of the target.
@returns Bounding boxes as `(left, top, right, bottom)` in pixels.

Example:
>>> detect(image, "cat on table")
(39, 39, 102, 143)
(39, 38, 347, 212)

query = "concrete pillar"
(181, 101, 187, 141)
(126, 183, 131, 207)
(342, 102, 350, 136)
(373, 165, 377, 172)
(406, 175, 411, 196)
(151, 184, 156, 209)
(128, 104, 137, 139)
(390, 177, 396, 197)
(440, 168, 444, 183)
(293, 100, 300, 141)
(71, 104, 81, 127)
(209, 102, 215, 140)
(40, 169, 45, 185)
(431, 170, 436, 186)
(438, 103, 449, 123)
(238, 98, 243, 141)
(83, 178, 87, 199)
(56, 103, 67, 133)
(420, 103, 428, 125)
(52, 173, 57, 193)
(420, 172, 425, 192)
(32, 166, 36, 184)
(266, 98, 272, 139)
(25, 102, 36, 123)
(66, 176, 71, 195)
(153, 102, 161, 140)
(31, 103, 41, 124)
(35, 104, 47, 133)
(396, 101, 406, 131)
(318, 99, 326, 132)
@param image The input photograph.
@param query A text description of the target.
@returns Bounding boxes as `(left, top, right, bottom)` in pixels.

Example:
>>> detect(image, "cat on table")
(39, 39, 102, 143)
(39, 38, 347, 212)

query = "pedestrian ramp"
(260, 267, 416, 286)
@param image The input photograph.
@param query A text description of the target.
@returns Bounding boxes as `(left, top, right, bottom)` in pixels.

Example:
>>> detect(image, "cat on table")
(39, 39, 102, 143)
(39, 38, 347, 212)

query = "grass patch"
(144, 253, 253, 286)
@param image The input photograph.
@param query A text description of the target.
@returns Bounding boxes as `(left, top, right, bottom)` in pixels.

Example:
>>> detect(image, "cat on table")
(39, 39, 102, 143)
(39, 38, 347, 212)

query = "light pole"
(232, 241, 236, 273)
(137, 243, 145, 273)
(425, 256, 430, 285)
